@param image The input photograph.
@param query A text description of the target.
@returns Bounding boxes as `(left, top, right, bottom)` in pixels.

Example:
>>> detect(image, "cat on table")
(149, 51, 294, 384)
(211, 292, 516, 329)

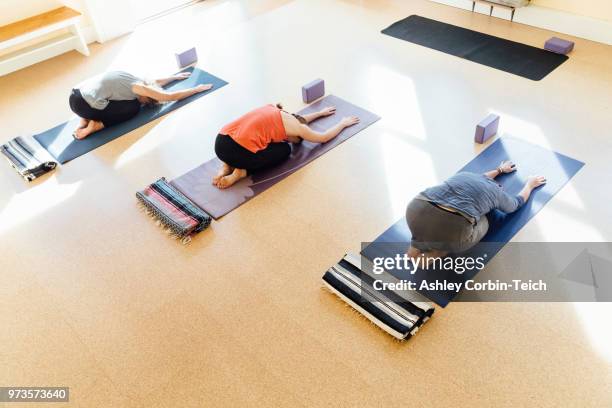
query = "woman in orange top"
(213, 103, 359, 188)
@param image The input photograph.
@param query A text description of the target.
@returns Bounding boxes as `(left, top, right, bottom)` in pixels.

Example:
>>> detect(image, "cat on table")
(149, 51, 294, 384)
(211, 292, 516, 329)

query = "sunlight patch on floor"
(0, 177, 82, 235)
(533, 206, 604, 242)
(381, 132, 437, 216)
(113, 122, 176, 169)
(492, 110, 550, 148)
(366, 64, 426, 140)
(492, 110, 585, 212)
(572, 302, 612, 363)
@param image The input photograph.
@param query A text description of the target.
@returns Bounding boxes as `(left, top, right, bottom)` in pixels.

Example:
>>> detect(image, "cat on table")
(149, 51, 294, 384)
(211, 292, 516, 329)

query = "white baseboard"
(429, 0, 612, 45)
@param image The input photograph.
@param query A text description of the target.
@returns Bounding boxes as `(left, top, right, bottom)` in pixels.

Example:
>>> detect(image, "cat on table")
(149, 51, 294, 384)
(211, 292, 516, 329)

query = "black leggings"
(215, 134, 291, 174)
(69, 88, 141, 127)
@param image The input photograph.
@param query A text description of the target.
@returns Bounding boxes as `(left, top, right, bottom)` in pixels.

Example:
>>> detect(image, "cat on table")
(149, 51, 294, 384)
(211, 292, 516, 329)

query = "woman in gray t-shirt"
(406, 160, 546, 257)
(69, 70, 213, 139)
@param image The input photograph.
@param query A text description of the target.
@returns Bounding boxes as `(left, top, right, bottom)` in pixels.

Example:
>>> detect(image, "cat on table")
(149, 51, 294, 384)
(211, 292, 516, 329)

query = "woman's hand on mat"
(194, 84, 213, 93)
(499, 160, 517, 174)
(526, 175, 547, 189)
(174, 72, 191, 81)
(319, 106, 336, 117)
(340, 116, 360, 128)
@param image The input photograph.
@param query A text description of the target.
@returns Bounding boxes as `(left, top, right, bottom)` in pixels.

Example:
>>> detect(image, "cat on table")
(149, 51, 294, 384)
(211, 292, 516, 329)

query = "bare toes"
(216, 177, 230, 189)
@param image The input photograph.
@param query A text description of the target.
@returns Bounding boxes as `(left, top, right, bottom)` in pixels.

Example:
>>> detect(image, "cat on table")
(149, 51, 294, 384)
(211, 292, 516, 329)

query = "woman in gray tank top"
(405, 161, 546, 258)
(69, 70, 213, 139)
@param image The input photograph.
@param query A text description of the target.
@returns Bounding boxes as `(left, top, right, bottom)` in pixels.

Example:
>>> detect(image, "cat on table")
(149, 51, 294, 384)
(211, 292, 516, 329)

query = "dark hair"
(294, 114, 307, 125)
(275, 102, 306, 124)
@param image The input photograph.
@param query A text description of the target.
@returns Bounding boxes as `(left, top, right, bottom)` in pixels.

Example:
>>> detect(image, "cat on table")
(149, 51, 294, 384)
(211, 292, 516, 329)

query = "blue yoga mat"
(33, 67, 228, 163)
(361, 137, 585, 307)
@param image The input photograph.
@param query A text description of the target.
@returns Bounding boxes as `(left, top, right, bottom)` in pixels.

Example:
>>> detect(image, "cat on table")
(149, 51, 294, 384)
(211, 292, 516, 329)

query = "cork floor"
(1, 0, 611, 406)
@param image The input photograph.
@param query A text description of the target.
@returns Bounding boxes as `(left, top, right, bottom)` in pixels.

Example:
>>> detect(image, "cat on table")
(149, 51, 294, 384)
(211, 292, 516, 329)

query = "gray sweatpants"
(405, 197, 489, 254)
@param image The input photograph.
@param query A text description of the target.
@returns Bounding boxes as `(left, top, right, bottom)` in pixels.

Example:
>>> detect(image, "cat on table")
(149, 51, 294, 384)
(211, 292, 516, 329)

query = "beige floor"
(1, 0, 612, 406)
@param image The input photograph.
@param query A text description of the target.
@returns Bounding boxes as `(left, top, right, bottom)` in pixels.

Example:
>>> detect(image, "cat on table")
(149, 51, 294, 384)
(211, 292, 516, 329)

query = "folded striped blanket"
(323, 253, 434, 340)
(136, 177, 211, 242)
(1, 136, 57, 181)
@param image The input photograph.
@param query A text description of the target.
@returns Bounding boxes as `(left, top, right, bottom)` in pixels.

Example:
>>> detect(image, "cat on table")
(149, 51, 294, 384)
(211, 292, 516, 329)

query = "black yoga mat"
(382, 15, 568, 81)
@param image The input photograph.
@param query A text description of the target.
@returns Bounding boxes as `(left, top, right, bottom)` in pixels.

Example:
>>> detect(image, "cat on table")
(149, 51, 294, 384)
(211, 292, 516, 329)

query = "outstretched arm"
(132, 83, 212, 102)
(300, 106, 336, 124)
(495, 175, 546, 213)
(297, 116, 359, 144)
(154, 71, 192, 87)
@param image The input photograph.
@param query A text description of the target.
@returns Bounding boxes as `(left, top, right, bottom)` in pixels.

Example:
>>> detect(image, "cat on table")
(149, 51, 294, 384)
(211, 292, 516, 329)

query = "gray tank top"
(78, 71, 143, 110)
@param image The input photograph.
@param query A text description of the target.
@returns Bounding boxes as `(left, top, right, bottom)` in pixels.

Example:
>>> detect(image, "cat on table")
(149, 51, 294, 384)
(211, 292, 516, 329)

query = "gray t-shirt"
(78, 71, 143, 110)
(421, 172, 524, 221)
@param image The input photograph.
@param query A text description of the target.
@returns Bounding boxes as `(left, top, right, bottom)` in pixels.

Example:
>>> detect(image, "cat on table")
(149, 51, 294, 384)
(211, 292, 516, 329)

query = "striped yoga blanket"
(1, 136, 57, 181)
(323, 253, 434, 340)
(136, 177, 212, 241)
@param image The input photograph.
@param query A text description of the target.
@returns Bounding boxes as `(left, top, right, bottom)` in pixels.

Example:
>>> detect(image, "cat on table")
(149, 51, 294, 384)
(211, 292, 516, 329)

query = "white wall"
(1, 0, 53, 24)
(81, 0, 136, 42)
(61, 0, 95, 29)
(430, 0, 612, 45)
(0, 0, 61, 25)
(533, 0, 612, 22)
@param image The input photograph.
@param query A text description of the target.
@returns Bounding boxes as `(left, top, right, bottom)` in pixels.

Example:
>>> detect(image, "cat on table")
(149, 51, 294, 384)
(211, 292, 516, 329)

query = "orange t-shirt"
(220, 105, 287, 153)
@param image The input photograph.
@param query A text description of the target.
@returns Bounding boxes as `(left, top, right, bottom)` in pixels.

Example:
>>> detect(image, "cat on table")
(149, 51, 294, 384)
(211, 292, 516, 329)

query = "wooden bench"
(0, 6, 89, 76)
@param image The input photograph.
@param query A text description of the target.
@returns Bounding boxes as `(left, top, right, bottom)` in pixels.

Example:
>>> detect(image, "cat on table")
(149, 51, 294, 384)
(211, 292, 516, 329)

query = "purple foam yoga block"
(302, 79, 325, 103)
(175, 47, 198, 68)
(474, 114, 500, 144)
(544, 37, 574, 55)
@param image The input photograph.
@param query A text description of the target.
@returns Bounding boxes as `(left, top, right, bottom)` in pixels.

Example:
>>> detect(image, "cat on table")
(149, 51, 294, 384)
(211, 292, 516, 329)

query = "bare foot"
(212, 162, 234, 186)
(78, 118, 90, 129)
(216, 168, 247, 189)
(75, 120, 104, 140)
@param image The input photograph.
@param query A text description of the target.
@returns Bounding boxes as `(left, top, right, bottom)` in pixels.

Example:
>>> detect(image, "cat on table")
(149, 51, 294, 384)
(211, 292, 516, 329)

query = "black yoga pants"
(215, 134, 291, 174)
(69, 88, 141, 127)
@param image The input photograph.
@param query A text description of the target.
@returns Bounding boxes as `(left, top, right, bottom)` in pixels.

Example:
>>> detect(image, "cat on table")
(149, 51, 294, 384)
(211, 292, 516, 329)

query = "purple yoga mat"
(170, 95, 380, 219)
